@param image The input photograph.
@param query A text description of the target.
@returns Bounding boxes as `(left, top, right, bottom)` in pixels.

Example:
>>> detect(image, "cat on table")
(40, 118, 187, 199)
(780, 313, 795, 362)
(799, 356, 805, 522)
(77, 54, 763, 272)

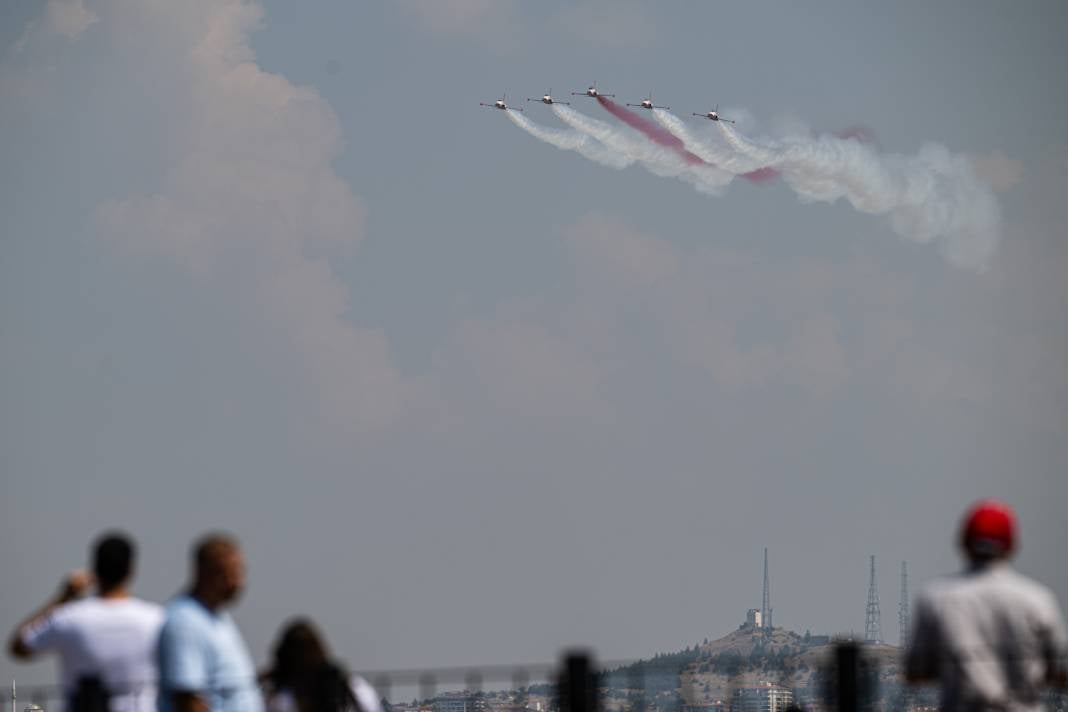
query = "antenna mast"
(865, 555, 883, 644)
(761, 547, 772, 633)
(899, 561, 910, 648)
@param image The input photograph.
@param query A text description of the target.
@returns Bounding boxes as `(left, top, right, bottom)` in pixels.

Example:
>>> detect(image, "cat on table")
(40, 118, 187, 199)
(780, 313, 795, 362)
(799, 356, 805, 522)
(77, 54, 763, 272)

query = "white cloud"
(445, 213, 860, 399)
(78, 0, 416, 435)
(458, 211, 1038, 413)
(6, 0, 97, 62)
(45, 0, 98, 39)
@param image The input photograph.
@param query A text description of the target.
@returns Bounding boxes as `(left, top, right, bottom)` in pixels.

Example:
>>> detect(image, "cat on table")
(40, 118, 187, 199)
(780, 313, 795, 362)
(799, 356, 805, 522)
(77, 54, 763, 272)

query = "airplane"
(480, 94, 522, 112)
(527, 89, 569, 106)
(692, 104, 735, 123)
(627, 92, 669, 110)
(571, 81, 614, 98)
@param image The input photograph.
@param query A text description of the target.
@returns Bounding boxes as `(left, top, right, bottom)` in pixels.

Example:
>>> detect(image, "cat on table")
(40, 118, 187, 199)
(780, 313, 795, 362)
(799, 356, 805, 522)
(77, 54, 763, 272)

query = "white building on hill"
(729, 682, 793, 712)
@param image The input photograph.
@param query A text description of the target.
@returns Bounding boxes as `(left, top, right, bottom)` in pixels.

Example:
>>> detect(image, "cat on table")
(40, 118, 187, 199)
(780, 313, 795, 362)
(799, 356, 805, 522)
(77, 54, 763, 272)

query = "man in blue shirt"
(158, 534, 264, 712)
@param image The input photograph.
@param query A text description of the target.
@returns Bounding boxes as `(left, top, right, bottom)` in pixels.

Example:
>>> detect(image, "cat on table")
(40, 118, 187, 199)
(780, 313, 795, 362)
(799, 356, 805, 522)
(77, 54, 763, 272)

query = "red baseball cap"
(960, 499, 1017, 557)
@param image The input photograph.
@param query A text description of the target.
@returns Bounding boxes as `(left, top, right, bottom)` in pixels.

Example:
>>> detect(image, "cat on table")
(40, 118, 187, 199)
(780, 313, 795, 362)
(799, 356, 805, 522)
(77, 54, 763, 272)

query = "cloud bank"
(85, 0, 415, 434)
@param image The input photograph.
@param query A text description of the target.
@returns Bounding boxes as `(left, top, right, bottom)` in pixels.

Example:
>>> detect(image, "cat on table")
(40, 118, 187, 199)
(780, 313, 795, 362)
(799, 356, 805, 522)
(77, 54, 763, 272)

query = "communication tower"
(761, 547, 772, 633)
(899, 561, 910, 648)
(865, 555, 883, 644)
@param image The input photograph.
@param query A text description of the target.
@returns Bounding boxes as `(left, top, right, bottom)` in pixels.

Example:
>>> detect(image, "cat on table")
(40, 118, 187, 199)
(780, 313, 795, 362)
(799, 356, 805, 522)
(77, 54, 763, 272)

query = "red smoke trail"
(596, 96, 777, 183)
(595, 96, 704, 165)
(740, 166, 778, 182)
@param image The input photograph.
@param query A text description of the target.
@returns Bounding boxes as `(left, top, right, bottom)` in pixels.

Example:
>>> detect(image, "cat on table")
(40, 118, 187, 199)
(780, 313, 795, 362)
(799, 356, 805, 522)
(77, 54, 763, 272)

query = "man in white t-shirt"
(8, 532, 165, 711)
(906, 500, 1068, 711)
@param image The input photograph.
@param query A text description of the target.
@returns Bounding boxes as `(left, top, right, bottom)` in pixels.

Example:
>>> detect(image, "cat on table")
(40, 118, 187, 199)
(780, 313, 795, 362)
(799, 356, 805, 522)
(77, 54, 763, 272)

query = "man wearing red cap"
(906, 500, 1068, 710)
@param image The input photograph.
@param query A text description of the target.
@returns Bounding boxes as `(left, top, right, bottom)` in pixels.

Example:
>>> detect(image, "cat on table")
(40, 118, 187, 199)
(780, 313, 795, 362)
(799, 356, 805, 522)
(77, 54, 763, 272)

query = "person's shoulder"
(126, 596, 164, 613)
(165, 594, 197, 612)
(998, 567, 1062, 609)
(125, 597, 166, 624)
(163, 595, 210, 629)
(33, 598, 86, 632)
(49, 597, 104, 626)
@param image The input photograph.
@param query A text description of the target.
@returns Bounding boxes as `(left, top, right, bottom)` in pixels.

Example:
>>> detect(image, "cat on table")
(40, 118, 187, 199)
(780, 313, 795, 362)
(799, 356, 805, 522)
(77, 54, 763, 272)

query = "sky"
(2, 0, 1067, 691)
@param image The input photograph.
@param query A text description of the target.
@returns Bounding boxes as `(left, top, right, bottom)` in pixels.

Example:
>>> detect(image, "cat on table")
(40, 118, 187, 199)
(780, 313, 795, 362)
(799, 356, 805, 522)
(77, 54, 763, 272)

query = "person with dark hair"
(264, 619, 381, 712)
(906, 499, 1068, 711)
(157, 533, 263, 712)
(7, 531, 164, 711)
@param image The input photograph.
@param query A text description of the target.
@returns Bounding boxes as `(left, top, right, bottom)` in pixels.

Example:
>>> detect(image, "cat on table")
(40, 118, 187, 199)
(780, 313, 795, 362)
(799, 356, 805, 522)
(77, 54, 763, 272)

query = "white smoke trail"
(551, 104, 734, 195)
(718, 121, 780, 165)
(506, 109, 632, 169)
(717, 123, 1000, 270)
(651, 109, 768, 175)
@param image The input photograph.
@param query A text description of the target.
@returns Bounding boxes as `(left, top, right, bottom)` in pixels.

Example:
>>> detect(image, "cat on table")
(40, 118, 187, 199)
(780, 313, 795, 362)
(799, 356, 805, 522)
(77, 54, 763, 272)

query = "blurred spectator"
(906, 499, 1068, 710)
(263, 619, 381, 712)
(158, 533, 263, 712)
(7, 531, 164, 711)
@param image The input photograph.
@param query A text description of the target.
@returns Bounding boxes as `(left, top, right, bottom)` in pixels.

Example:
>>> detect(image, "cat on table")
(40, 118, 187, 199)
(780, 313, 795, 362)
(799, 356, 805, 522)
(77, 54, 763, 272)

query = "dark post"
(836, 643, 859, 712)
(559, 651, 597, 712)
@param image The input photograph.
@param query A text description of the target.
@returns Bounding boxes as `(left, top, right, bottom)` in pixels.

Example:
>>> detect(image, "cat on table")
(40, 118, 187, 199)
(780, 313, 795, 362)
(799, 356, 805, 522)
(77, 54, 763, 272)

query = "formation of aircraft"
(527, 90, 569, 106)
(482, 85, 738, 124)
(480, 94, 522, 112)
(627, 93, 669, 111)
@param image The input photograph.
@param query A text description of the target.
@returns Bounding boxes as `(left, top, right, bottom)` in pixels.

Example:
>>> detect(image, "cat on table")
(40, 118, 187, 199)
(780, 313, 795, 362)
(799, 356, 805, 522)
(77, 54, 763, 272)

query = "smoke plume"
(552, 103, 733, 195)
(506, 109, 632, 169)
(718, 122, 1000, 270)
(651, 108, 778, 182)
(500, 97, 1000, 270)
(595, 96, 705, 166)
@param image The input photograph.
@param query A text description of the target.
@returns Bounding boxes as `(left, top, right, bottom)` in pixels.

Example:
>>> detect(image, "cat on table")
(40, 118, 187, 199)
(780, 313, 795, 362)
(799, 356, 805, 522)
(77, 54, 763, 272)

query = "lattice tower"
(865, 555, 883, 644)
(761, 548, 772, 633)
(899, 561, 910, 648)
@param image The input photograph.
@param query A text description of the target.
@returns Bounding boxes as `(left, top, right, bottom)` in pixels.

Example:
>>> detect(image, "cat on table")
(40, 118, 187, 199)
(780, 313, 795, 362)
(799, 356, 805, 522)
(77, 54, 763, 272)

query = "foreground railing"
(3, 644, 1064, 712)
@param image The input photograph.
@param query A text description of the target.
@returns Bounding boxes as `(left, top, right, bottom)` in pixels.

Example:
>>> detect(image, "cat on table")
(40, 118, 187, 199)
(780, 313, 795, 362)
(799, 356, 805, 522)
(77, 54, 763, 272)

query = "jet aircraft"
(527, 89, 569, 106)
(692, 105, 735, 123)
(571, 81, 614, 99)
(627, 93, 669, 110)
(480, 95, 522, 111)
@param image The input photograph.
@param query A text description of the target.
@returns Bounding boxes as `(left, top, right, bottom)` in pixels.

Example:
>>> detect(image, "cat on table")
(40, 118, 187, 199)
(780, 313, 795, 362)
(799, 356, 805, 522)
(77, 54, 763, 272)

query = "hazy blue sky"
(2, 0, 1067, 689)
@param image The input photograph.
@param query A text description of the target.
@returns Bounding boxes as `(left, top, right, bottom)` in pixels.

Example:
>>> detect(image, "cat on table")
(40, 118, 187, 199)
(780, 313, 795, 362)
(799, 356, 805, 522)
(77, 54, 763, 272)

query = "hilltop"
(601, 626, 904, 708)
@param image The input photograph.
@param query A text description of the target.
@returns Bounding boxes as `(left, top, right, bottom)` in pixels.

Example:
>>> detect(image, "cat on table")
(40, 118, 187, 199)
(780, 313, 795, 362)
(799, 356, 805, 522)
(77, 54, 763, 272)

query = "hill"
(600, 626, 904, 709)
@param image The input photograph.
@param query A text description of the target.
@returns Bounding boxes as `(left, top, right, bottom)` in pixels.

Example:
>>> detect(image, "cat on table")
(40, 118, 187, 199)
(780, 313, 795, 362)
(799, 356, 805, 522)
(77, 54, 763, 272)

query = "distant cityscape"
(386, 550, 923, 712)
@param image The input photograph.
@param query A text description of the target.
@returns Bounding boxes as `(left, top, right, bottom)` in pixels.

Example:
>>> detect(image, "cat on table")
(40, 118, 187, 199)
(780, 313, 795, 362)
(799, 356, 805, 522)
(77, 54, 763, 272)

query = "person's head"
(271, 619, 330, 684)
(92, 531, 135, 593)
(959, 499, 1017, 564)
(191, 533, 245, 608)
(270, 619, 357, 711)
